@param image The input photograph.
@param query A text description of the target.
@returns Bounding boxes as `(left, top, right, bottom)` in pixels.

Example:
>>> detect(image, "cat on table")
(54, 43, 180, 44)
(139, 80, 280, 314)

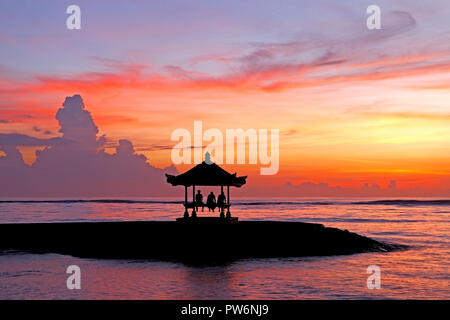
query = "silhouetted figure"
(195, 190, 204, 211)
(217, 192, 226, 212)
(207, 192, 216, 212)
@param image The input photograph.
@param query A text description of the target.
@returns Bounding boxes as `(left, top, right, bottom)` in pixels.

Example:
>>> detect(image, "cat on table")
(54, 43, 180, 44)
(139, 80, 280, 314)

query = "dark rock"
(0, 220, 400, 264)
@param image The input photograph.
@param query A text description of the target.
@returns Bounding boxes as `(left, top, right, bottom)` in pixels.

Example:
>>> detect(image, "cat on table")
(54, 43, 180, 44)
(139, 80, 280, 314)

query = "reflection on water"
(0, 198, 448, 299)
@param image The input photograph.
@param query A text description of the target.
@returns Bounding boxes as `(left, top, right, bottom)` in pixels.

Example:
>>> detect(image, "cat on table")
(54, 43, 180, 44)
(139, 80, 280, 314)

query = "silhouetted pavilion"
(166, 154, 247, 220)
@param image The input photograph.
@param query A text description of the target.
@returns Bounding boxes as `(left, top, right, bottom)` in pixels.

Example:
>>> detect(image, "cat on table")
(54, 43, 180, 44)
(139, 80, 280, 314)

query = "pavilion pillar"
(220, 185, 225, 218)
(226, 185, 231, 218)
(184, 186, 189, 218)
(192, 185, 197, 217)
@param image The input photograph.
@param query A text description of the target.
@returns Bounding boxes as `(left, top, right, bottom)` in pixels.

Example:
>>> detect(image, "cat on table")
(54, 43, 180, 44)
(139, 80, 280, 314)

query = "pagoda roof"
(166, 161, 247, 187)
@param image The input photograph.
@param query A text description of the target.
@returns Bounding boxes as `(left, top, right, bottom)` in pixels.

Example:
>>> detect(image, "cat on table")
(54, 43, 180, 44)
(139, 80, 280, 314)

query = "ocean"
(0, 198, 448, 299)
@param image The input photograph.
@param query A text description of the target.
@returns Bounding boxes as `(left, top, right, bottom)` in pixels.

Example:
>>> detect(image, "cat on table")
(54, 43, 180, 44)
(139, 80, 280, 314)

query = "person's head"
(197, 190, 201, 194)
(210, 191, 214, 194)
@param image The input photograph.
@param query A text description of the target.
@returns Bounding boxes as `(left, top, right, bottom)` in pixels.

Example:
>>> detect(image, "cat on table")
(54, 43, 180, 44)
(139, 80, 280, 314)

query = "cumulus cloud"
(0, 133, 60, 146)
(56, 94, 100, 150)
(275, 181, 386, 197)
(274, 179, 449, 197)
(0, 94, 176, 197)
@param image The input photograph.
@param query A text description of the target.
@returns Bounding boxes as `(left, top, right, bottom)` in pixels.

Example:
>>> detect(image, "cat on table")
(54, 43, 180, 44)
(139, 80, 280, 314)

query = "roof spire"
(205, 151, 213, 165)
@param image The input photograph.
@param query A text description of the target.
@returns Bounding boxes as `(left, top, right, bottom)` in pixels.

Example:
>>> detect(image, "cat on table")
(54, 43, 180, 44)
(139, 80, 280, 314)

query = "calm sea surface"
(0, 198, 448, 299)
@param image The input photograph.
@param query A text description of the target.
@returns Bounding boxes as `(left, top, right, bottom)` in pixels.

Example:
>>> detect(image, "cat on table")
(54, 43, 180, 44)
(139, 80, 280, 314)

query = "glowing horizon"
(1, 0, 450, 196)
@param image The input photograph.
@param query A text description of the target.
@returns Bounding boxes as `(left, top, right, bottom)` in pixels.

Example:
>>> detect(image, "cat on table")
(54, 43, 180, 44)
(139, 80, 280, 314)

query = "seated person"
(195, 190, 204, 211)
(217, 192, 226, 211)
(206, 192, 216, 212)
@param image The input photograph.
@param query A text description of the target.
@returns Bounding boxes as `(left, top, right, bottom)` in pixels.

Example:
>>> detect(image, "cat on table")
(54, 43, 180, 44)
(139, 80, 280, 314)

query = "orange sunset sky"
(1, 0, 449, 196)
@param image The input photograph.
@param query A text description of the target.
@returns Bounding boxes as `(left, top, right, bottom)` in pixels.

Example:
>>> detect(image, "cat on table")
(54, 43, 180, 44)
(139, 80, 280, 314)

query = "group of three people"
(195, 190, 226, 212)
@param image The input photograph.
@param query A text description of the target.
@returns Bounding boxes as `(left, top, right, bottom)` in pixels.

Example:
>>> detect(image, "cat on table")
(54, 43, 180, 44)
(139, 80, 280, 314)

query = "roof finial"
(205, 151, 213, 164)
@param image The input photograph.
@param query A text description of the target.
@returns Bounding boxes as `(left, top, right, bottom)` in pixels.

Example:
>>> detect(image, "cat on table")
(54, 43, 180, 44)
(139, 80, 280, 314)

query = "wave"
(0, 199, 336, 207)
(0, 199, 182, 204)
(352, 200, 450, 206)
(0, 199, 449, 206)
(300, 217, 427, 223)
(237, 201, 335, 206)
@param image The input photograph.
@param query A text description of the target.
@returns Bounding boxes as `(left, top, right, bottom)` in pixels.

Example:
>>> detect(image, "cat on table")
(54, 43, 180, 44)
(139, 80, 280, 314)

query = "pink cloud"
(0, 95, 176, 197)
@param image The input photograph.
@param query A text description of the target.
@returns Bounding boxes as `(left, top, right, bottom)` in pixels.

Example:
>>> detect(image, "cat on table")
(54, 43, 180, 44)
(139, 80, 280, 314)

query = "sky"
(1, 0, 450, 197)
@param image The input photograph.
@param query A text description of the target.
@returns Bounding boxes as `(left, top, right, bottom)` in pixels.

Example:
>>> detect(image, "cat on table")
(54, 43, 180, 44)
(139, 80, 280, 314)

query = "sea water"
(0, 198, 448, 299)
